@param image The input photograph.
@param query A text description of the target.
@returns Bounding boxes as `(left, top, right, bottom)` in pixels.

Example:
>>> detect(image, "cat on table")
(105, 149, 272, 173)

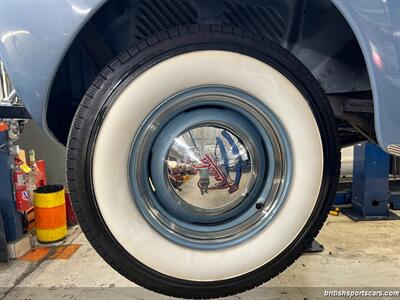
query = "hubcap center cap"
(167, 125, 256, 213)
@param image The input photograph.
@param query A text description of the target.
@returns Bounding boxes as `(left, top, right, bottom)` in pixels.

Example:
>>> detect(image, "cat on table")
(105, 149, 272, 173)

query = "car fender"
(332, 0, 400, 152)
(0, 0, 106, 140)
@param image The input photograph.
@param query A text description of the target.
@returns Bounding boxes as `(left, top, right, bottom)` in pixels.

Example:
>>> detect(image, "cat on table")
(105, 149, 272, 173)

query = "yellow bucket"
(34, 185, 67, 243)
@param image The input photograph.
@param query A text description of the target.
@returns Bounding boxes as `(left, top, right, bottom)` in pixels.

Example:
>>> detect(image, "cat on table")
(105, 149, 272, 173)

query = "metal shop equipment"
(341, 143, 400, 221)
(0, 61, 31, 260)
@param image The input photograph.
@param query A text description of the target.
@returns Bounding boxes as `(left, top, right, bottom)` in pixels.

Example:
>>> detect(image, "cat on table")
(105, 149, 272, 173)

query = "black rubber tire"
(67, 25, 340, 299)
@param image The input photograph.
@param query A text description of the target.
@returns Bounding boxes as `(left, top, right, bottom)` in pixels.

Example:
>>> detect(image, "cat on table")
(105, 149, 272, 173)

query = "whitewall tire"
(67, 25, 340, 298)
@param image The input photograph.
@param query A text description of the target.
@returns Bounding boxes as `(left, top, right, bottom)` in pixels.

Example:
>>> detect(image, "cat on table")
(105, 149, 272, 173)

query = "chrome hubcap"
(129, 86, 292, 249)
(167, 125, 256, 214)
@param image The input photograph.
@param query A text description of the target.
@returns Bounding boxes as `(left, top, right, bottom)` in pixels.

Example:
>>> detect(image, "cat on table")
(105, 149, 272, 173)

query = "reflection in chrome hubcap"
(167, 126, 256, 213)
(129, 86, 292, 249)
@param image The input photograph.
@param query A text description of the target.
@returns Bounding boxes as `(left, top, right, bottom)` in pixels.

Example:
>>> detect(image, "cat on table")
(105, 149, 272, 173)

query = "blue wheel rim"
(129, 86, 292, 250)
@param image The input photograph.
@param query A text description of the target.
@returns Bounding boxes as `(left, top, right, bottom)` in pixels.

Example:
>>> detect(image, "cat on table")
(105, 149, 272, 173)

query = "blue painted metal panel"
(334, 191, 352, 206)
(332, 0, 400, 150)
(351, 143, 391, 218)
(0, 211, 8, 261)
(0, 132, 23, 242)
(0, 0, 106, 140)
(389, 194, 400, 210)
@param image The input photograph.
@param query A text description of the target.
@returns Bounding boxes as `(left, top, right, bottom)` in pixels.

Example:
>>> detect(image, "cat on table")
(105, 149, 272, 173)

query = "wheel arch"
(47, 0, 371, 145)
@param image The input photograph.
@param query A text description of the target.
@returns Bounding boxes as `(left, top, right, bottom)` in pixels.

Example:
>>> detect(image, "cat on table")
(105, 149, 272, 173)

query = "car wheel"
(67, 25, 340, 298)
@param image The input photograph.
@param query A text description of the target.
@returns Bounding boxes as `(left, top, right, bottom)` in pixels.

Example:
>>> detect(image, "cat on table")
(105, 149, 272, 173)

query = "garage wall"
(17, 121, 66, 185)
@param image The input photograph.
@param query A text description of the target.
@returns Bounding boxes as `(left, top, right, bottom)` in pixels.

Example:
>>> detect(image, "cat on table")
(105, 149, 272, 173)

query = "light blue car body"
(0, 0, 399, 152)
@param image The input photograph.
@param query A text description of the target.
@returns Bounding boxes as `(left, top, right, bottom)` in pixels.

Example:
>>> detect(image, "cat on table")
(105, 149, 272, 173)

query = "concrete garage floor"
(1, 214, 400, 300)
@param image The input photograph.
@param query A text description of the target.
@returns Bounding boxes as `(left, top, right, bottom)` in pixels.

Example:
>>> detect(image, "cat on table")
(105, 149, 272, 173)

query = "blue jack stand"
(334, 191, 352, 206)
(342, 143, 400, 221)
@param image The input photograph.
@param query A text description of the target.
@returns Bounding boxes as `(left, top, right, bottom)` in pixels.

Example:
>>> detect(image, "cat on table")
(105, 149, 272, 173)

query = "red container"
(15, 189, 31, 212)
(65, 192, 77, 226)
